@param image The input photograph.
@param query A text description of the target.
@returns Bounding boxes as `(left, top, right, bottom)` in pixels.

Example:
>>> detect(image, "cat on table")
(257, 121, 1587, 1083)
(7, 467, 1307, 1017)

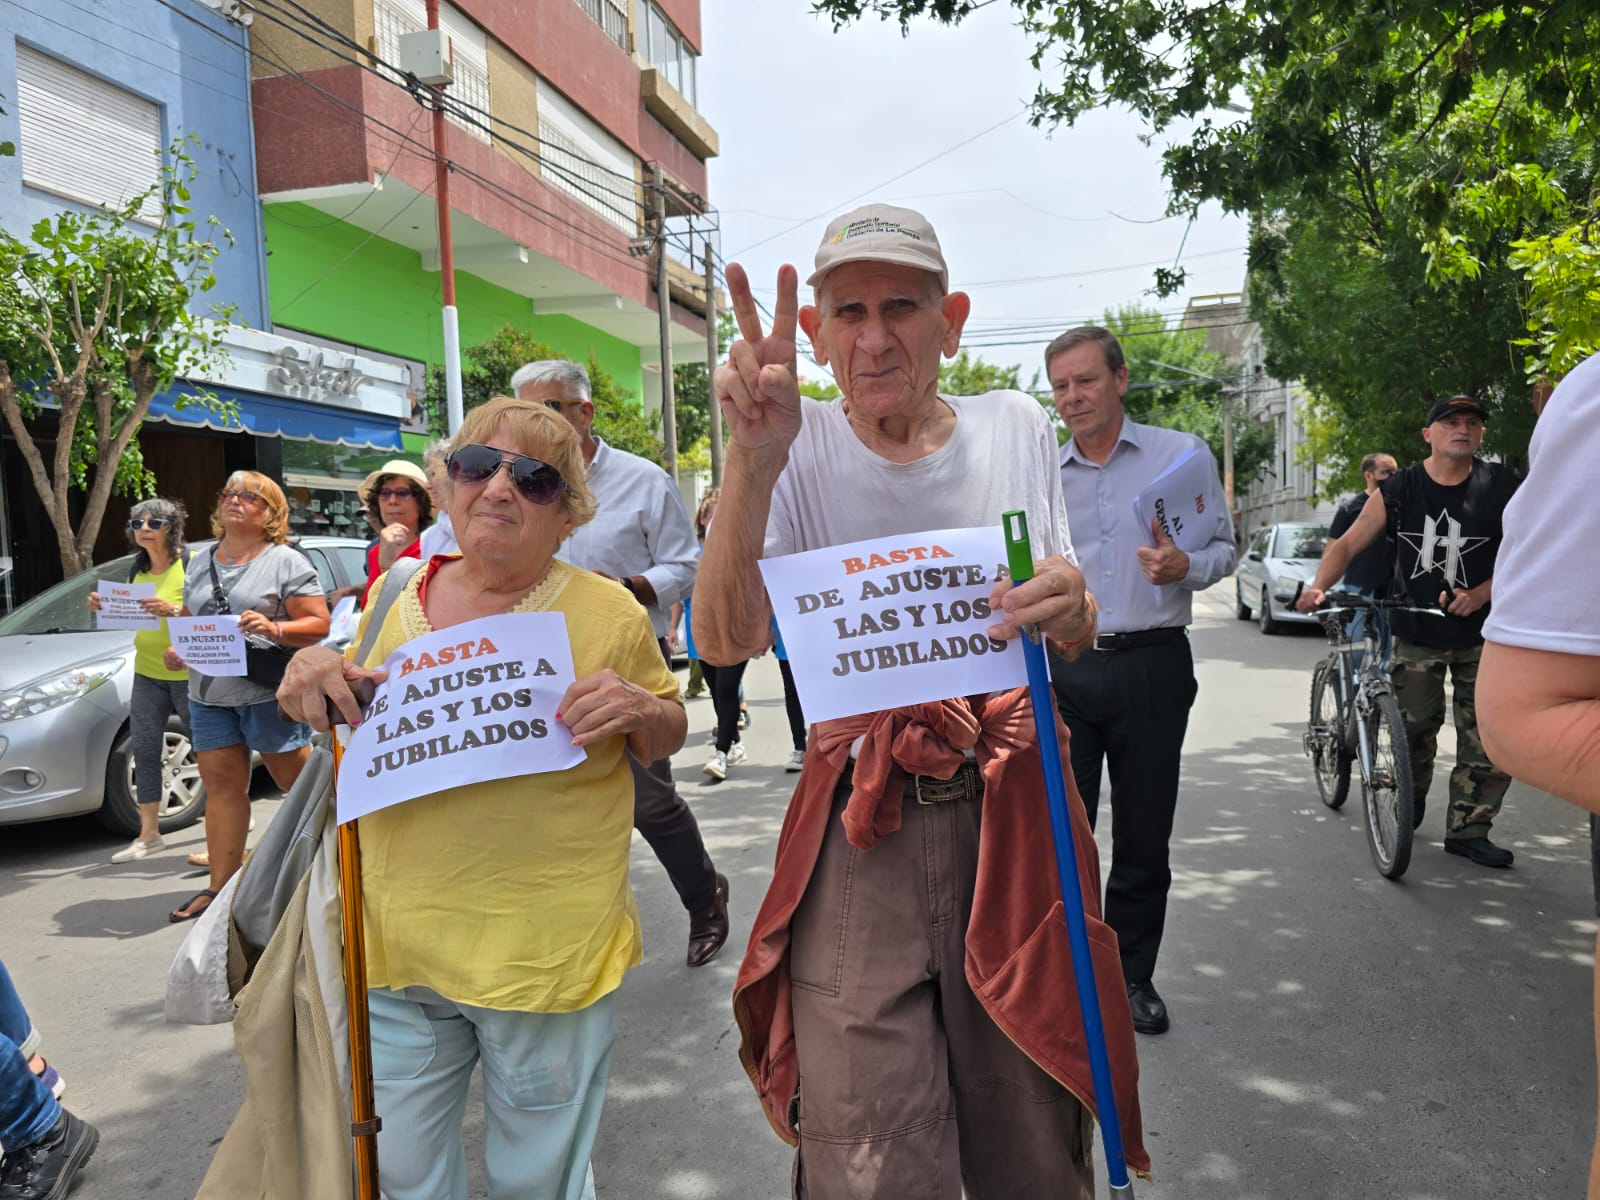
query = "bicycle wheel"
(1361, 691, 1415, 879)
(1308, 657, 1351, 809)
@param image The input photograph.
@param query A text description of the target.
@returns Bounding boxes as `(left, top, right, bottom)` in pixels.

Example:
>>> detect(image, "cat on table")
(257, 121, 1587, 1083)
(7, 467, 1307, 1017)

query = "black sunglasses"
(128, 517, 169, 531)
(446, 444, 570, 505)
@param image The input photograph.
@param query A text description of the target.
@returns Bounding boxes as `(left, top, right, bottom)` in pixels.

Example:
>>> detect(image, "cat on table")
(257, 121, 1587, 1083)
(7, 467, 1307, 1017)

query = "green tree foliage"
(798, 377, 842, 401)
(0, 139, 234, 574)
(938, 349, 1021, 394)
(0, 93, 13, 157)
(424, 326, 662, 463)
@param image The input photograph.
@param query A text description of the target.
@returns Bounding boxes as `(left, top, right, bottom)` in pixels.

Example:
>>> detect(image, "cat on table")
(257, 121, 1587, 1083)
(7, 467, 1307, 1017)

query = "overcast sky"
(697, 1, 1249, 387)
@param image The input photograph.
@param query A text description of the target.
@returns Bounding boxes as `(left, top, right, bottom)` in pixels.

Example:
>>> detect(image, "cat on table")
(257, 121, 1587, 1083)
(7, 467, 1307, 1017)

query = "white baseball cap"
(806, 203, 949, 293)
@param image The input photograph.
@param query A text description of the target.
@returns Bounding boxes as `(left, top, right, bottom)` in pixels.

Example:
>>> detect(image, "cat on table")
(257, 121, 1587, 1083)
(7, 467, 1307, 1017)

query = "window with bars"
(573, 0, 628, 50)
(373, 0, 492, 143)
(536, 85, 639, 235)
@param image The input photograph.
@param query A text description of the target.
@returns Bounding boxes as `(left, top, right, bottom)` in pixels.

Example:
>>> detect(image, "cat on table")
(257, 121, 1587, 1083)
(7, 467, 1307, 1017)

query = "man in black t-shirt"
(1298, 396, 1519, 868)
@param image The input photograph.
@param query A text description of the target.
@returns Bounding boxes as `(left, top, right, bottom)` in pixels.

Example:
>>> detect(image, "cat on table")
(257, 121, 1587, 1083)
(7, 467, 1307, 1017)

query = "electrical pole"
(652, 163, 678, 482)
(704, 239, 722, 486)
(1222, 388, 1235, 509)
(424, 0, 463, 436)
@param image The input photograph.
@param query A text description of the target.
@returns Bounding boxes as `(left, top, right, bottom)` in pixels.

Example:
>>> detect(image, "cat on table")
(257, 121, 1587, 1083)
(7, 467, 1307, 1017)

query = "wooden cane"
(330, 727, 382, 1199)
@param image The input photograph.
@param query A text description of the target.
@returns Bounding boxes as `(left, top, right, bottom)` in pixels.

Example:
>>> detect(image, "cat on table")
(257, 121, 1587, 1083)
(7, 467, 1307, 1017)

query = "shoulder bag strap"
(205, 552, 231, 615)
(355, 555, 425, 666)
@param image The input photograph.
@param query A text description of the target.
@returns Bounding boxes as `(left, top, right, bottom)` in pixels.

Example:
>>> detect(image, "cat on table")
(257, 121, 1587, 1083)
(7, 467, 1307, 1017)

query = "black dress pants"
(632, 638, 718, 914)
(1049, 635, 1198, 985)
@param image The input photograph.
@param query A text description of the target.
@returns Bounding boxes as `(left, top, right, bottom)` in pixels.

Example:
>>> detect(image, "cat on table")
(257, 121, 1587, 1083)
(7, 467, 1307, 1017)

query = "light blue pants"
(367, 986, 615, 1200)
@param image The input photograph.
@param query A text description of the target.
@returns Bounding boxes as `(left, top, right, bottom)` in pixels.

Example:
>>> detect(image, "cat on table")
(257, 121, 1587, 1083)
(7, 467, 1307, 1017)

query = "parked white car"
(1234, 523, 1337, 634)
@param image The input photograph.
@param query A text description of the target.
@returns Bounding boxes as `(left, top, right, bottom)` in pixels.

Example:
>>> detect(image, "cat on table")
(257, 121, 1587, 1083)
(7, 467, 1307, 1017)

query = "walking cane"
(329, 723, 382, 1199)
(1002, 511, 1135, 1199)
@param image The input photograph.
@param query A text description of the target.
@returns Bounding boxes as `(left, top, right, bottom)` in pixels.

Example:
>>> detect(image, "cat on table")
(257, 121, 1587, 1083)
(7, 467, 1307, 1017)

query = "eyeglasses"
(445, 444, 570, 506)
(376, 487, 421, 501)
(128, 517, 169, 531)
(218, 489, 264, 506)
(541, 400, 566, 412)
(1374, 468, 1396, 479)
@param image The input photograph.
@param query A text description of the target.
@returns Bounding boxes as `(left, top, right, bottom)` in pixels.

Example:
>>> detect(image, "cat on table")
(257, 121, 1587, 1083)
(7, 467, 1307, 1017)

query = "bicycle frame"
(1317, 607, 1394, 788)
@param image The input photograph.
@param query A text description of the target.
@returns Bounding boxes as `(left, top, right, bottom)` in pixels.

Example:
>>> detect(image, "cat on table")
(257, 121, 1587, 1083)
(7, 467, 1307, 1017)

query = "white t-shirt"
(764, 391, 1075, 565)
(1482, 352, 1600, 656)
(418, 511, 459, 559)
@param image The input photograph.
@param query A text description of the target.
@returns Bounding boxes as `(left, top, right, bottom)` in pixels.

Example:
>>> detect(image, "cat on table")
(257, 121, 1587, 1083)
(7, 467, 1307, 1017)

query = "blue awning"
(149, 384, 404, 451)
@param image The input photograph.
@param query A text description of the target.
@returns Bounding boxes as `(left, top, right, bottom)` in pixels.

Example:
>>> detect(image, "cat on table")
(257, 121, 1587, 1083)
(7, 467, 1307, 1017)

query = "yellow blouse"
(348, 559, 679, 1013)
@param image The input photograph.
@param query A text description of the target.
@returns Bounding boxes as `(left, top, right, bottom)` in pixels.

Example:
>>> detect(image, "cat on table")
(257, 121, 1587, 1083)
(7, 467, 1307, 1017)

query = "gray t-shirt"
(183, 543, 322, 708)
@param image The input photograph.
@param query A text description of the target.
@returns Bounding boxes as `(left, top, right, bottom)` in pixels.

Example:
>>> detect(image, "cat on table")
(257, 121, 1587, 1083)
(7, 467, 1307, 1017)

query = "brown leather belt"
(904, 759, 983, 805)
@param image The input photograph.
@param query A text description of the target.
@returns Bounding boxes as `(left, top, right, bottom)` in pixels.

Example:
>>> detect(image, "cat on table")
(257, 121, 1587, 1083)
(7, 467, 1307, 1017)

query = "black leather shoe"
(1126, 979, 1170, 1035)
(0, 1109, 100, 1200)
(686, 873, 730, 968)
(1444, 836, 1514, 868)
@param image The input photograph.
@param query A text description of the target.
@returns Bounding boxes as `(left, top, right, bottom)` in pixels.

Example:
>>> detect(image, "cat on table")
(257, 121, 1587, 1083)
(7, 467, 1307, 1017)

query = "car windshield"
(0, 555, 141, 635)
(1272, 526, 1330, 559)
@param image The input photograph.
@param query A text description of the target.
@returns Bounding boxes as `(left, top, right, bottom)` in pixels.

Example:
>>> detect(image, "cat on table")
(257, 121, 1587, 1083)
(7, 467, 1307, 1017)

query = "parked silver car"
(0, 536, 370, 832)
(1234, 523, 1337, 634)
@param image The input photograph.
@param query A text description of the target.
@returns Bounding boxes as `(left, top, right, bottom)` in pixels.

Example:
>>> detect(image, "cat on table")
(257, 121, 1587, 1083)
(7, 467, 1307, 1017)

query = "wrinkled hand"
(138, 596, 179, 617)
(1440, 585, 1487, 617)
(1136, 520, 1190, 585)
(558, 669, 653, 749)
(277, 645, 386, 731)
(1295, 586, 1326, 614)
(163, 646, 186, 672)
(713, 263, 804, 455)
(988, 556, 1091, 647)
(236, 608, 277, 639)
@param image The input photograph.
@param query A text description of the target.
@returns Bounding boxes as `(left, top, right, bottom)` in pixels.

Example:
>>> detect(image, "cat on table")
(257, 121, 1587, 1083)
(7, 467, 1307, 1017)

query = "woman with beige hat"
(356, 458, 433, 605)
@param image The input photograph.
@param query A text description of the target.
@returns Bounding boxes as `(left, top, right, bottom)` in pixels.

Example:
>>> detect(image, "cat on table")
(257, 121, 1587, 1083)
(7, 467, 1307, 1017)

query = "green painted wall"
(264, 202, 645, 405)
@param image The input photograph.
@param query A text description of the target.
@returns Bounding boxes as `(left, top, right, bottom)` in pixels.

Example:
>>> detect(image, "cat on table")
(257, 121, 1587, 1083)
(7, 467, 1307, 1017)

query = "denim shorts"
(188, 697, 312, 754)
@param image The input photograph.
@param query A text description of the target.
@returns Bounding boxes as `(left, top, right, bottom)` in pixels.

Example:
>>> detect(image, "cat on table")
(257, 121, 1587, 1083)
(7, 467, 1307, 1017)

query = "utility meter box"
(397, 28, 453, 87)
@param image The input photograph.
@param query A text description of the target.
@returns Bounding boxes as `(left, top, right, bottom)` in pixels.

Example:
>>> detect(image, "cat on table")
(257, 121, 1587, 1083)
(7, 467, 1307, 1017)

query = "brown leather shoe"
(686, 873, 730, 968)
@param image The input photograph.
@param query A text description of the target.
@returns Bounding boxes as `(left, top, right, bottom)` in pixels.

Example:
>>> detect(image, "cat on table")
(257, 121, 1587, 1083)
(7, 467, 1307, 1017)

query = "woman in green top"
(87, 498, 192, 863)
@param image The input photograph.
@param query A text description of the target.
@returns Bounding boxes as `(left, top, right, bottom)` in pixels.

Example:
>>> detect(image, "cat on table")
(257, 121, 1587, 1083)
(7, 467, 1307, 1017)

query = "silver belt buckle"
(1092, 631, 1115, 652)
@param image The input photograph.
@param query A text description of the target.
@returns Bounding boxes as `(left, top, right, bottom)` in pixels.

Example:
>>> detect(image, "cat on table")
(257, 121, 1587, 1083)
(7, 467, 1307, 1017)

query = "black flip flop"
(169, 888, 218, 924)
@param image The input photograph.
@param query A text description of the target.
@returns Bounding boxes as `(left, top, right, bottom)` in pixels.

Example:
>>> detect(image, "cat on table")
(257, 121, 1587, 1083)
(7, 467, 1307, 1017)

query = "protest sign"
(335, 611, 585, 823)
(757, 526, 1027, 723)
(95, 580, 159, 631)
(1132, 446, 1216, 553)
(167, 615, 247, 676)
(327, 594, 361, 645)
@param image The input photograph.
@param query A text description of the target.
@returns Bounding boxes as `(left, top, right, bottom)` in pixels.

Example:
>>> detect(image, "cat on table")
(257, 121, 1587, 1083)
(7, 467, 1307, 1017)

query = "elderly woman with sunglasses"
(164, 473, 331, 923)
(278, 396, 685, 1200)
(85, 498, 192, 864)
(355, 458, 433, 606)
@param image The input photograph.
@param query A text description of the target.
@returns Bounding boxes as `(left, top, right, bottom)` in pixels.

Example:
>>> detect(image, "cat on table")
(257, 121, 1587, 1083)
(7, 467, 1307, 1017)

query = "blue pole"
(1004, 510, 1134, 1197)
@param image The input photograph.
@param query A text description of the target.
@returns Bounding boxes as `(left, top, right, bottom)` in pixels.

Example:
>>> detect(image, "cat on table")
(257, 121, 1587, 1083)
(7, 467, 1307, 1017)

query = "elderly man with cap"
(696, 205, 1147, 1196)
(355, 458, 432, 606)
(1299, 394, 1521, 867)
(513, 358, 731, 968)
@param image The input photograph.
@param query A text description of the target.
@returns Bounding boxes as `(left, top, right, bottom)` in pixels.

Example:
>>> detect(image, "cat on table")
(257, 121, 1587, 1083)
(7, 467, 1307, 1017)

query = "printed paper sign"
(1132, 446, 1216, 552)
(95, 580, 159, 631)
(336, 612, 586, 823)
(757, 526, 1026, 724)
(167, 615, 247, 676)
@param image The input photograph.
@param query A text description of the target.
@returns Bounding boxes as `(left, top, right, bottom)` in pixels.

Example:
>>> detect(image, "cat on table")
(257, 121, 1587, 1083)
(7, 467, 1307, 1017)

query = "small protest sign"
(1132, 446, 1215, 553)
(757, 526, 1027, 723)
(167, 615, 247, 676)
(95, 580, 159, 631)
(335, 611, 585, 824)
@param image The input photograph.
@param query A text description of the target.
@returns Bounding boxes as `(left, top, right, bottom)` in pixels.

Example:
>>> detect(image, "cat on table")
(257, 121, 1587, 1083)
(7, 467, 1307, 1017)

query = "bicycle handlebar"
(1285, 581, 1449, 617)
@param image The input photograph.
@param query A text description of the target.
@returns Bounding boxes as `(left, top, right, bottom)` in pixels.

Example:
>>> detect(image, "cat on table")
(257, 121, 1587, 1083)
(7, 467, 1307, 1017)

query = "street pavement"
(2, 586, 1594, 1198)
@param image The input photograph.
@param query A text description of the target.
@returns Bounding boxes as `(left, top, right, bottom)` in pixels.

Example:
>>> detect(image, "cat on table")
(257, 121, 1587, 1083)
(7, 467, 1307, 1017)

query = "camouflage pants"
(1389, 637, 1512, 839)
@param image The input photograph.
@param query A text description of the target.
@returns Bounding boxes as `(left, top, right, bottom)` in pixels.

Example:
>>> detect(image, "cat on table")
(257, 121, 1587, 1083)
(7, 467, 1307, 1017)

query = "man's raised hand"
(713, 263, 803, 454)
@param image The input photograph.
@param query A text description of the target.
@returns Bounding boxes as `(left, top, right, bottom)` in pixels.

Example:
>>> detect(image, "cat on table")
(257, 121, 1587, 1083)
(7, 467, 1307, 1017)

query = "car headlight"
(1275, 574, 1302, 593)
(0, 657, 126, 723)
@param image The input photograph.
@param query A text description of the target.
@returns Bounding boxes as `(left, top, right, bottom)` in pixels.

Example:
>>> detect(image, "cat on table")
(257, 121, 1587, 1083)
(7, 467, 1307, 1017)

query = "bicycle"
(1300, 589, 1421, 880)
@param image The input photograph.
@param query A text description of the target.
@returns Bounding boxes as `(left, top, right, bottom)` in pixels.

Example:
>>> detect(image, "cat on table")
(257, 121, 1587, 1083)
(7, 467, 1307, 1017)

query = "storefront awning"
(149, 384, 404, 451)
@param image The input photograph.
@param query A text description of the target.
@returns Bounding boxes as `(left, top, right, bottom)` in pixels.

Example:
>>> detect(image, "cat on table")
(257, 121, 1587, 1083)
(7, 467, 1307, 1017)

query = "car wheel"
(1236, 583, 1253, 620)
(98, 716, 208, 836)
(1258, 586, 1282, 635)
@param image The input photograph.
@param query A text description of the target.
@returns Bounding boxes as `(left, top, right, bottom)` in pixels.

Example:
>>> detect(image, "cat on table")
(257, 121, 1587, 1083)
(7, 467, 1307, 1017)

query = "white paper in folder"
(1132, 446, 1216, 552)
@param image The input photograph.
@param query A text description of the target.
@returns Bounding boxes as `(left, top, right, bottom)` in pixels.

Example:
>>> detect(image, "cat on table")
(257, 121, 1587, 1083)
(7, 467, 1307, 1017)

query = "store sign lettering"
(270, 346, 367, 401)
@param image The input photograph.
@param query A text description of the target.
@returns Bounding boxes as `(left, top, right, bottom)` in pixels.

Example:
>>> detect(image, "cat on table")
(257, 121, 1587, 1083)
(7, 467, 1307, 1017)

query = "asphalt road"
(2, 587, 1594, 1198)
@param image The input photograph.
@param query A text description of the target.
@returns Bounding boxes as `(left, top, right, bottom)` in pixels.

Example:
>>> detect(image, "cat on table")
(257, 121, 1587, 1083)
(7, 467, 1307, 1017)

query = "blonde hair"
(211, 471, 291, 543)
(454, 396, 598, 527)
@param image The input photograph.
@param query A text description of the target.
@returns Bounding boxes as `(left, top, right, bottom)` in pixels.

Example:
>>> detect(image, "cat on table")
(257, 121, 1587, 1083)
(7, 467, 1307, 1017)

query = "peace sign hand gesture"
(714, 263, 804, 456)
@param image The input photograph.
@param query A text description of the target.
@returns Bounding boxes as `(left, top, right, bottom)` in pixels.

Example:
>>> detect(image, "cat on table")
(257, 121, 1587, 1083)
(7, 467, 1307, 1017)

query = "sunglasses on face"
(128, 517, 169, 531)
(376, 486, 421, 501)
(445, 444, 570, 506)
(218, 489, 264, 507)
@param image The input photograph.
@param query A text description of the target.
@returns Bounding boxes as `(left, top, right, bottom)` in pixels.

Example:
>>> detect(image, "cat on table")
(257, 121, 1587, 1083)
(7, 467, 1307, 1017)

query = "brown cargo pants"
(787, 768, 1095, 1199)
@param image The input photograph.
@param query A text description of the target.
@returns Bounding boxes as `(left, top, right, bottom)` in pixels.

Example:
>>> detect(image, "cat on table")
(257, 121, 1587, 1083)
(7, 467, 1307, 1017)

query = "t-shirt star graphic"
(1399, 508, 1490, 590)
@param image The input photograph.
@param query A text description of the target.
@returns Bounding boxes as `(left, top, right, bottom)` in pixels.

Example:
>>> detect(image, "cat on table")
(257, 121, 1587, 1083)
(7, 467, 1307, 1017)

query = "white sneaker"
(727, 742, 748, 768)
(111, 836, 165, 863)
(786, 749, 805, 773)
(703, 751, 728, 781)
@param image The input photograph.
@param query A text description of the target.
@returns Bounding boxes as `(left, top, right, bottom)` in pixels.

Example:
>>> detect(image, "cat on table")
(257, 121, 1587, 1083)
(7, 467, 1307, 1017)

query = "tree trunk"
(0, 362, 84, 577)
